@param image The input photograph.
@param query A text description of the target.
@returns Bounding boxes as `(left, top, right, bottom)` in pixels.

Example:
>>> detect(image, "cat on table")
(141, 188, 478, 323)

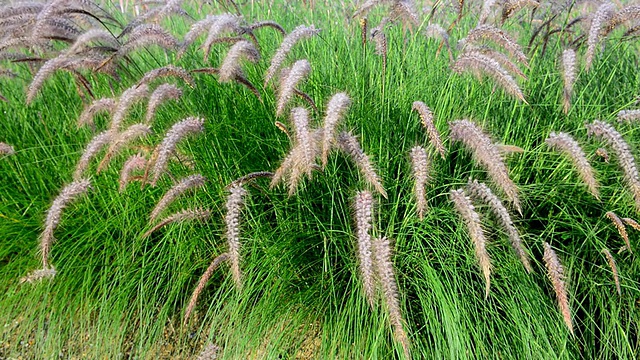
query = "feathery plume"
(225, 183, 247, 290)
(136, 65, 195, 88)
(373, 236, 411, 359)
(142, 207, 210, 238)
(424, 24, 453, 62)
(601, 248, 621, 296)
(617, 110, 640, 123)
(450, 188, 492, 298)
(353, 190, 376, 307)
(269, 108, 322, 195)
(622, 217, 640, 231)
(195, 343, 221, 360)
(546, 132, 599, 200)
(502, 0, 539, 22)
(466, 179, 532, 272)
(463, 25, 528, 66)
(119, 153, 147, 192)
(247, 20, 286, 35)
(77, 97, 116, 129)
(410, 146, 430, 220)
(41, 179, 91, 268)
(149, 117, 205, 186)
(20, 267, 56, 284)
(202, 14, 242, 61)
(586, 3, 616, 72)
(449, 119, 521, 214)
(585, 120, 640, 211)
(290, 107, 316, 177)
(542, 242, 573, 335)
(0, 142, 15, 155)
(452, 51, 525, 102)
(321, 92, 351, 167)
(276, 60, 311, 117)
(465, 45, 526, 79)
(26, 56, 72, 104)
(150, 174, 206, 222)
(353, 0, 385, 18)
(264, 25, 320, 86)
(218, 40, 260, 82)
(145, 84, 182, 124)
(73, 131, 114, 180)
(98, 123, 151, 172)
(389, 0, 420, 28)
(606, 5, 640, 34)
(370, 23, 388, 72)
(478, 0, 498, 25)
(118, 24, 179, 56)
(496, 144, 524, 155)
(606, 211, 632, 253)
(110, 84, 149, 132)
(337, 132, 387, 198)
(66, 28, 118, 56)
(412, 101, 446, 159)
(561, 49, 577, 114)
(180, 14, 220, 54)
(183, 253, 229, 325)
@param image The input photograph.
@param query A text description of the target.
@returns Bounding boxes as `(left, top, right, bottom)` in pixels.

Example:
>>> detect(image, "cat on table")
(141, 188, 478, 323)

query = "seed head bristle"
(410, 146, 430, 220)
(449, 119, 521, 214)
(463, 24, 528, 66)
(265, 25, 320, 86)
(118, 24, 179, 56)
(119, 153, 147, 192)
(225, 183, 247, 290)
(337, 132, 387, 199)
(41, 178, 91, 268)
(585, 3, 616, 72)
(77, 97, 116, 129)
(0, 142, 15, 155)
(202, 13, 243, 61)
(150, 174, 207, 222)
(546, 132, 599, 200)
(149, 117, 205, 186)
(585, 120, 640, 211)
(353, 190, 376, 307)
(276, 60, 311, 117)
(98, 123, 151, 173)
(136, 65, 195, 88)
(466, 179, 532, 273)
(452, 51, 526, 102)
(412, 101, 446, 159)
(146, 84, 182, 124)
(542, 242, 573, 335)
(606, 211, 632, 253)
(20, 266, 57, 284)
(74, 131, 114, 180)
(142, 207, 211, 238)
(218, 40, 260, 83)
(372, 236, 411, 359)
(601, 248, 621, 296)
(110, 84, 150, 132)
(184, 253, 229, 325)
(617, 110, 640, 123)
(321, 92, 351, 167)
(450, 188, 492, 299)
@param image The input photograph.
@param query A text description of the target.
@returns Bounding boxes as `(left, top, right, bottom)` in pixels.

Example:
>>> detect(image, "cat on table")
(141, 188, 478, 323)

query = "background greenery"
(0, 0, 639, 358)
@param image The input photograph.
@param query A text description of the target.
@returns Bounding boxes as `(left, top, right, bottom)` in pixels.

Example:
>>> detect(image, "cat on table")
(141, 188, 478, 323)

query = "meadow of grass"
(1, 0, 639, 358)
